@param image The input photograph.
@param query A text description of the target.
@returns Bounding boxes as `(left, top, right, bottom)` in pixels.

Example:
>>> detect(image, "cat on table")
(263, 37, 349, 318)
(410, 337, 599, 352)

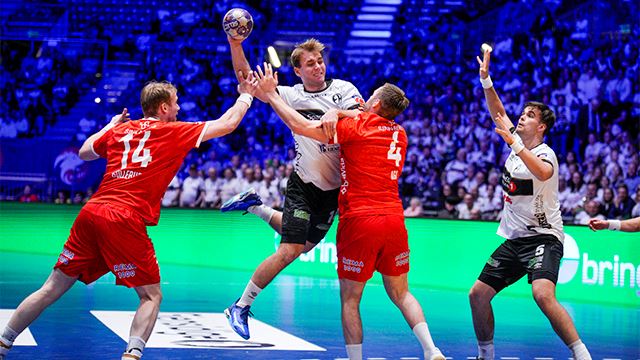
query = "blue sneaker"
(224, 300, 253, 340)
(220, 188, 263, 213)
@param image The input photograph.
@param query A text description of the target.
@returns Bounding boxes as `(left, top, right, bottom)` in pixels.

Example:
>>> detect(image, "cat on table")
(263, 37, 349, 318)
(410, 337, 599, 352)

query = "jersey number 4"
(387, 131, 402, 180)
(119, 131, 152, 169)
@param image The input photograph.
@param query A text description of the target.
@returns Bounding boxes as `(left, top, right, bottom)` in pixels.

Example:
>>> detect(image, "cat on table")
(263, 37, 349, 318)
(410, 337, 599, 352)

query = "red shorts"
(54, 202, 160, 287)
(336, 215, 410, 282)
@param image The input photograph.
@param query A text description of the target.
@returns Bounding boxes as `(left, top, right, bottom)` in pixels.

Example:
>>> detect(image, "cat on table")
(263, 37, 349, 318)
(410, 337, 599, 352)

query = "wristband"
(237, 93, 253, 106)
(510, 133, 525, 154)
(480, 75, 493, 89)
(608, 220, 621, 231)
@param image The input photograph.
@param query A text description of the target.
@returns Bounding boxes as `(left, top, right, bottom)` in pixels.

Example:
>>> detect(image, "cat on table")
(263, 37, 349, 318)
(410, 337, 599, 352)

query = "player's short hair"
(290, 38, 325, 68)
(524, 101, 555, 137)
(140, 81, 177, 117)
(375, 83, 410, 120)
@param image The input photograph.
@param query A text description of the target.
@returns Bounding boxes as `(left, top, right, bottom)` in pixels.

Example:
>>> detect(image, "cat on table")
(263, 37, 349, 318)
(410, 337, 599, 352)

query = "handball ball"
(223, 8, 253, 40)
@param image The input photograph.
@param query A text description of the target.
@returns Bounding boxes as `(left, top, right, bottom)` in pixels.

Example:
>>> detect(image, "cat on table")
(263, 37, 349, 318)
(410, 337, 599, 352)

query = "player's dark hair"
(141, 81, 177, 117)
(375, 83, 410, 120)
(524, 101, 555, 137)
(290, 38, 325, 68)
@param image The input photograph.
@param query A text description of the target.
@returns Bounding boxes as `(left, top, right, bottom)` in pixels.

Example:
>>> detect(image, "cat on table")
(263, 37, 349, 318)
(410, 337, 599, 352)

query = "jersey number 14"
(119, 131, 152, 169)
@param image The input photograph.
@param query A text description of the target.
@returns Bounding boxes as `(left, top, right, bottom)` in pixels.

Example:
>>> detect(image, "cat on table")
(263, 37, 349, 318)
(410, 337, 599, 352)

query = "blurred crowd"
(4, 0, 639, 225)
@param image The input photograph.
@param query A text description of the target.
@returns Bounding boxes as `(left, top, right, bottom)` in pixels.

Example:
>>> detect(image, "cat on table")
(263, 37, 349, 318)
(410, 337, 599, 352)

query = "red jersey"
(89, 119, 207, 225)
(335, 112, 407, 219)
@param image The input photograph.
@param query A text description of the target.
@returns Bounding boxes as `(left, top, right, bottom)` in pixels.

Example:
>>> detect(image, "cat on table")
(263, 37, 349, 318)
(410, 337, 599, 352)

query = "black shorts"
(478, 234, 563, 293)
(281, 172, 339, 245)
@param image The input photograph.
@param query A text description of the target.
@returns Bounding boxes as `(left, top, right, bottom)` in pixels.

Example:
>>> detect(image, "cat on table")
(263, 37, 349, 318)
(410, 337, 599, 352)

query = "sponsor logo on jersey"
(332, 93, 342, 104)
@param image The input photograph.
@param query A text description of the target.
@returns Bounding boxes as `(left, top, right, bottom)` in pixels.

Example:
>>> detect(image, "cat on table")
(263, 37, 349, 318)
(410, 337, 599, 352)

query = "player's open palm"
(494, 112, 515, 145)
(255, 62, 278, 94)
(476, 48, 491, 79)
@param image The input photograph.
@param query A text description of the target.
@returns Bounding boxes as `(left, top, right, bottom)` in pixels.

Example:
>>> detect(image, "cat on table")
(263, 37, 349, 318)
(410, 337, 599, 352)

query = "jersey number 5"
(119, 131, 152, 169)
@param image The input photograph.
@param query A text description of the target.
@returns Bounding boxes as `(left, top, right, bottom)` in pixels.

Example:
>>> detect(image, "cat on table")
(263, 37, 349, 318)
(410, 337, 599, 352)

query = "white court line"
(367, 358, 387, 360)
(400, 357, 420, 360)
(603, 358, 622, 360)
(534, 358, 554, 360)
(501, 358, 520, 360)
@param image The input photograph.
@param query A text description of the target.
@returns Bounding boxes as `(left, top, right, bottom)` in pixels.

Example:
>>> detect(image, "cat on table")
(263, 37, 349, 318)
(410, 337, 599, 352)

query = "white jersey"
(277, 79, 363, 191)
(497, 143, 564, 242)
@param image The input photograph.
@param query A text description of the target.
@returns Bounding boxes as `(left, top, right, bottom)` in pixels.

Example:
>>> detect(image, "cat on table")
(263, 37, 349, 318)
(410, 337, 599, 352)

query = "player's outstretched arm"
(477, 46, 515, 131)
(494, 112, 553, 181)
(201, 72, 259, 142)
(256, 63, 328, 143)
(228, 36, 252, 83)
(589, 217, 640, 232)
(320, 108, 361, 140)
(78, 108, 129, 161)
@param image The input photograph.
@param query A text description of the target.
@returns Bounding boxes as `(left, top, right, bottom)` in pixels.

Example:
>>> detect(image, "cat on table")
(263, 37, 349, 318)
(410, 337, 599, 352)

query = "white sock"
(478, 339, 494, 360)
(237, 280, 262, 308)
(248, 204, 275, 224)
(122, 336, 145, 359)
(345, 343, 362, 360)
(412, 322, 437, 353)
(569, 339, 592, 360)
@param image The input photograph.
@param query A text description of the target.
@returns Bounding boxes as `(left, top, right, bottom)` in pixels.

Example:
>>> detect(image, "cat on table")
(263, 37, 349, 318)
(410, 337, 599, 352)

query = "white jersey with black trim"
(497, 143, 564, 242)
(277, 79, 363, 191)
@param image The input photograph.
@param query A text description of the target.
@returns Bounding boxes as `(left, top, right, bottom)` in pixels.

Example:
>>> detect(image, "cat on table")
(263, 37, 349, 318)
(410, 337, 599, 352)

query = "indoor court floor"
(0, 251, 638, 360)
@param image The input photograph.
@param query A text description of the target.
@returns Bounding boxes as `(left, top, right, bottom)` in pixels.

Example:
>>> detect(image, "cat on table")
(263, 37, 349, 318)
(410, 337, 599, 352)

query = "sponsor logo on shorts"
(293, 209, 310, 221)
(486, 257, 500, 267)
(395, 251, 409, 267)
(527, 256, 544, 270)
(342, 257, 364, 273)
(113, 263, 137, 279)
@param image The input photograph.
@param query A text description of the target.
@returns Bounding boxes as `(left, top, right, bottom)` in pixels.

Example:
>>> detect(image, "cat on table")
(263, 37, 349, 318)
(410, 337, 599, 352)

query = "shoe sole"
(431, 355, 446, 360)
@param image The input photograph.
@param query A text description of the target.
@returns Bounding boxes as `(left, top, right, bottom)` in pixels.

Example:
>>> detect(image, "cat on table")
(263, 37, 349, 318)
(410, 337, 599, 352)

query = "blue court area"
(1, 251, 638, 360)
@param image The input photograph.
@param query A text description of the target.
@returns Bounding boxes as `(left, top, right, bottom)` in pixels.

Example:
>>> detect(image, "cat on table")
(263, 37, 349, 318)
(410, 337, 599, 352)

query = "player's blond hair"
(290, 38, 325, 68)
(375, 83, 410, 120)
(140, 81, 177, 117)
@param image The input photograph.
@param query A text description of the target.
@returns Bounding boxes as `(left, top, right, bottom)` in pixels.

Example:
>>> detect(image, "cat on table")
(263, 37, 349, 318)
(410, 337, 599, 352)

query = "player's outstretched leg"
(469, 280, 497, 360)
(382, 274, 444, 360)
(220, 188, 282, 233)
(531, 279, 592, 360)
(0, 269, 77, 358)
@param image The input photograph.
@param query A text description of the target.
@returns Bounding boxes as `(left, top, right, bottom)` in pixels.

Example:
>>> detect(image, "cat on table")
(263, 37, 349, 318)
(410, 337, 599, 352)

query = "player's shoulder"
(331, 78, 358, 91)
(534, 143, 558, 160)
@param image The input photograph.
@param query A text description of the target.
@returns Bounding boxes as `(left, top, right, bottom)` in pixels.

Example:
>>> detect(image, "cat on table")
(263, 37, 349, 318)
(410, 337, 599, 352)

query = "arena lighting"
(94, 97, 101, 104)
(267, 46, 281, 68)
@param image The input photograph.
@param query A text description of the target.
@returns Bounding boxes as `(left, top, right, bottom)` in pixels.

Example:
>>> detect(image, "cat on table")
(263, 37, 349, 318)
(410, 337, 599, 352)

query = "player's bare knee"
(532, 288, 555, 309)
(277, 244, 303, 264)
(469, 285, 489, 306)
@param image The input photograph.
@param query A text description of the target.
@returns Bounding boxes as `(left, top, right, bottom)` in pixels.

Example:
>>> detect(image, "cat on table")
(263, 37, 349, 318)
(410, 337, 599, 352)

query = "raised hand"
(476, 47, 491, 79)
(494, 112, 515, 145)
(110, 108, 130, 125)
(588, 218, 608, 231)
(255, 62, 279, 94)
(237, 71, 259, 96)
